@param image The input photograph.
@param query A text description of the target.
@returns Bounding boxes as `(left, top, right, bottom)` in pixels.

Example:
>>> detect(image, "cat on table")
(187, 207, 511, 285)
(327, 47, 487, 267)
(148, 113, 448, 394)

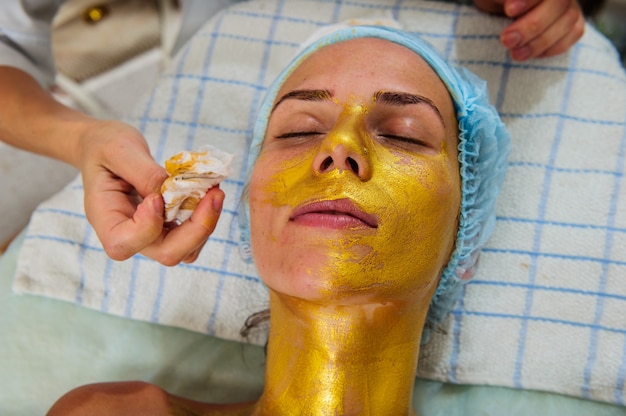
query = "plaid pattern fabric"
(13, 0, 626, 405)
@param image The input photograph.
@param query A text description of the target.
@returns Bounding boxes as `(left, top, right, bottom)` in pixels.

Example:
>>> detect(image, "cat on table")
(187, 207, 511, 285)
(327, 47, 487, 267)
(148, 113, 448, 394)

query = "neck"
(253, 291, 429, 416)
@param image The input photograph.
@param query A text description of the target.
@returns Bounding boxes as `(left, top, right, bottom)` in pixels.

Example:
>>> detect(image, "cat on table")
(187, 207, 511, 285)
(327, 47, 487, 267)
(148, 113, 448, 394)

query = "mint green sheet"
(0, 232, 265, 415)
(1, 232, 624, 415)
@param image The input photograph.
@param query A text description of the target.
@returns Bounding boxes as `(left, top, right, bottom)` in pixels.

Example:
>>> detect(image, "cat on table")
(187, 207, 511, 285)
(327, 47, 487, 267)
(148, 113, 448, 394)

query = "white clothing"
(0, 0, 241, 87)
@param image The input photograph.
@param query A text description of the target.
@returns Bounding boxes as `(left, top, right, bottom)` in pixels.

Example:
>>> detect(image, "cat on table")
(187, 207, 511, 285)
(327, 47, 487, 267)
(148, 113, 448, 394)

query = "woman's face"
(249, 38, 461, 305)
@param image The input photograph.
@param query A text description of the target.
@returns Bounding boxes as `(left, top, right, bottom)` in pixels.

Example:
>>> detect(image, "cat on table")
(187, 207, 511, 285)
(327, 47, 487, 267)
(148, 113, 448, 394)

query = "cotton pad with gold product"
(161, 145, 233, 224)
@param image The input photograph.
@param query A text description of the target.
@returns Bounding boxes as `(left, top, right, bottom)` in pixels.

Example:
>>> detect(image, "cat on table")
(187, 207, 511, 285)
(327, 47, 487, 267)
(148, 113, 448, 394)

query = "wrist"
(0, 66, 97, 168)
(54, 112, 103, 169)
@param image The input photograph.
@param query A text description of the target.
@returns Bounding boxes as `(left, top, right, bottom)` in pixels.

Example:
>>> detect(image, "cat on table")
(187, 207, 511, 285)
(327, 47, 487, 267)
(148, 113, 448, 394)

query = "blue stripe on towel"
(507, 162, 625, 177)
(618, 342, 626, 405)
(501, 112, 626, 125)
(168, 74, 266, 91)
(390, 0, 402, 20)
(186, 16, 224, 151)
(179, 262, 261, 283)
(138, 83, 157, 135)
(455, 59, 626, 84)
(454, 310, 626, 335)
(495, 216, 626, 235)
(469, 280, 626, 303)
(483, 248, 626, 267)
(124, 258, 141, 318)
(449, 286, 465, 382)
(151, 267, 167, 324)
(330, 1, 342, 23)
(513, 43, 581, 390)
(100, 258, 114, 313)
(494, 56, 512, 111)
(613, 112, 626, 405)
(154, 44, 193, 163)
(75, 226, 93, 305)
(583, 97, 626, 401)
(200, 31, 301, 49)
(36, 208, 86, 219)
(134, 115, 254, 137)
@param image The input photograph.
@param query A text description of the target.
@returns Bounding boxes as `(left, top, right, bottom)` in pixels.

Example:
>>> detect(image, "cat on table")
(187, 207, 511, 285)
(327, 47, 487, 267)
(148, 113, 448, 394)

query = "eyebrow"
(272, 89, 445, 126)
(373, 90, 444, 125)
(272, 89, 332, 112)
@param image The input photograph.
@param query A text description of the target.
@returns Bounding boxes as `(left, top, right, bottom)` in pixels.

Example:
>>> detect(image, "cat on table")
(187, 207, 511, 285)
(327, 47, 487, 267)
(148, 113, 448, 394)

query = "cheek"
(266, 147, 317, 208)
(247, 148, 311, 239)
(375, 156, 461, 279)
(248, 190, 287, 291)
(248, 154, 316, 292)
(403, 163, 459, 221)
(248, 160, 277, 263)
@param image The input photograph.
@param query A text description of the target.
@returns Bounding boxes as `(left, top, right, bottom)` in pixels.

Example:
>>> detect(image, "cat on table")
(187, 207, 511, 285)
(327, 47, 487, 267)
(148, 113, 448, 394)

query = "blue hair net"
(239, 25, 510, 331)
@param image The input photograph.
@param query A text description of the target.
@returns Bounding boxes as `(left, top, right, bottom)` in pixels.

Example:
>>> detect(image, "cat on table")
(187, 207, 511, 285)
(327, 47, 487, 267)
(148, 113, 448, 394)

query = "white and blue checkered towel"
(13, 0, 626, 407)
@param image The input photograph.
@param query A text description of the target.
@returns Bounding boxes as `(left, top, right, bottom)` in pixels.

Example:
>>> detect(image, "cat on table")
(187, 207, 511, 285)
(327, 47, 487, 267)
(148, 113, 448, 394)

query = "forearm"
(0, 66, 95, 168)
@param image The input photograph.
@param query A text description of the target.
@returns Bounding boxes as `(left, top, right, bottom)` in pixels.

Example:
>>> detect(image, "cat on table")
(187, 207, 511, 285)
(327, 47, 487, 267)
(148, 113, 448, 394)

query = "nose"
(313, 119, 372, 181)
(313, 144, 370, 179)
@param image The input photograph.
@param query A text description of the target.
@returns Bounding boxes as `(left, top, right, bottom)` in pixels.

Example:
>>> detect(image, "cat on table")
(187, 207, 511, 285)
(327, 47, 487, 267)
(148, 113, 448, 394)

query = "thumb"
(503, 0, 536, 17)
(107, 145, 168, 197)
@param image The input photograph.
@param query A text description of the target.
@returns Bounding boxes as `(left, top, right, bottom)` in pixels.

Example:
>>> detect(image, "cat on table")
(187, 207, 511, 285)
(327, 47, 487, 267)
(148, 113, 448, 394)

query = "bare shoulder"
(46, 381, 174, 416)
(46, 381, 256, 416)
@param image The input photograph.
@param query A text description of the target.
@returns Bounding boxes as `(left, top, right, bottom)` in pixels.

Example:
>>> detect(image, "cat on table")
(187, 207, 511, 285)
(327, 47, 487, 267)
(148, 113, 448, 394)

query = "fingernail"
(212, 192, 224, 213)
(501, 31, 522, 49)
(512, 45, 531, 61)
(149, 194, 163, 213)
(505, 0, 525, 17)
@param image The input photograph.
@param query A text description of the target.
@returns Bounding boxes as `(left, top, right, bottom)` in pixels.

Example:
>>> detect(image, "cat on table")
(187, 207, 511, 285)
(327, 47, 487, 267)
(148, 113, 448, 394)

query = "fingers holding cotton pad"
(161, 145, 233, 225)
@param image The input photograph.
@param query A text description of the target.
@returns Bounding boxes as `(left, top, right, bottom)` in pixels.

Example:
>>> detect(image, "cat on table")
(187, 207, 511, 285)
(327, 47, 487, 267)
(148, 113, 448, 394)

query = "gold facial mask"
(257, 101, 460, 302)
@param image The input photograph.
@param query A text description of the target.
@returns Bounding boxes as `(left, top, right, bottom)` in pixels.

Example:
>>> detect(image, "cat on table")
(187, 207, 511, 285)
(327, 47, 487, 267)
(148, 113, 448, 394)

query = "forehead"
(277, 38, 453, 116)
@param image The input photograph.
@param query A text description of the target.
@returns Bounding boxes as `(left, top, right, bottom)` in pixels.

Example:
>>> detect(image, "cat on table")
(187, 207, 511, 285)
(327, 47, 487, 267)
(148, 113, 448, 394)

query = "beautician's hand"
(0, 68, 222, 266)
(473, 0, 585, 61)
(79, 120, 224, 265)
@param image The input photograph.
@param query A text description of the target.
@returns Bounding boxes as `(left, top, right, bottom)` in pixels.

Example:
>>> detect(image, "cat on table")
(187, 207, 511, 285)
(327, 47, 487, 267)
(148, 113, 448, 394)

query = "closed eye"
(379, 134, 429, 148)
(275, 131, 323, 139)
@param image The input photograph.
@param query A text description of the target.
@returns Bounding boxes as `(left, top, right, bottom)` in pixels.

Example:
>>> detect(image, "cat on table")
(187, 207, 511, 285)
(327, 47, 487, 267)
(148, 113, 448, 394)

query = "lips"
(289, 198, 379, 229)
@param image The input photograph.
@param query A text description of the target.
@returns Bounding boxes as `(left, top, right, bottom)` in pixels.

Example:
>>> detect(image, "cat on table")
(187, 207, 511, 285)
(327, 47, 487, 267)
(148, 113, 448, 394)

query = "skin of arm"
(473, 0, 585, 61)
(0, 66, 224, 265)
(45, 381, 255, 416)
